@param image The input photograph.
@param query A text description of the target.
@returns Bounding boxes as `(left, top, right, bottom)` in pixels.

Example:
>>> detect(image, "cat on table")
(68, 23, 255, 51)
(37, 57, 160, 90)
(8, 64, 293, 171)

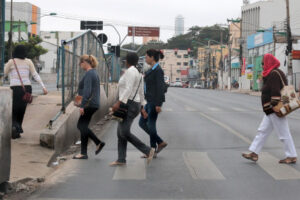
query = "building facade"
(241, 0, 300, 90)
(5, 2, 40, 41)
(175, 15, 184, 36)
(160, 49, 190, 83)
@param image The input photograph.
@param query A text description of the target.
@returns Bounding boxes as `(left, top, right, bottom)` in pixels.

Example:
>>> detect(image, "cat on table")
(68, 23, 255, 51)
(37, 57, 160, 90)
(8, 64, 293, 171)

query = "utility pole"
(8, 0, 13, 58)
(18, 20, 21, 42)
(208, 40, 211, 89)
(220, 31, 224, 90)
(228, 23, 232, 90)
(286, 0, 293, 84)
(273, 25, 276, 56)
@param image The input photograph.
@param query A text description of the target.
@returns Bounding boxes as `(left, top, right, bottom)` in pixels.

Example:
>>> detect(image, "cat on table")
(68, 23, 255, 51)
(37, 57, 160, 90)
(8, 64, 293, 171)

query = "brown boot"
(279, 157, 297, 164)
(242, 152, 258, 162)
(157, 142, 168, 153)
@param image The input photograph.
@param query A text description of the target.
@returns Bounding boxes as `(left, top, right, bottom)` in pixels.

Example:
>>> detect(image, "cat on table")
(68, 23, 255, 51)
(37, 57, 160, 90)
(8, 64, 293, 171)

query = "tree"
(5, 35, 48, 63)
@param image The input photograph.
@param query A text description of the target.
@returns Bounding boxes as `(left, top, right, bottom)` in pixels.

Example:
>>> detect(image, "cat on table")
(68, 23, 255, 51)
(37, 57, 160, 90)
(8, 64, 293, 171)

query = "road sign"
(80, 21, 103, 30)
(97, 33, 108, 44)
(128, 27, 160, 37)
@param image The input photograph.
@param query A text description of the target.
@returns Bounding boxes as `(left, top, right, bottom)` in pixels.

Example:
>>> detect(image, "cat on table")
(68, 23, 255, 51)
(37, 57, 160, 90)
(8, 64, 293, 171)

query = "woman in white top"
(110, 53, 155, 166)
(4, 45, 48, 139)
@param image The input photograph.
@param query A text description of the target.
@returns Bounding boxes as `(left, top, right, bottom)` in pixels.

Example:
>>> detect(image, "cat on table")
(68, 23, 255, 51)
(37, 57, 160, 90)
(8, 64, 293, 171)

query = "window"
(184, 62, 188, 66)
(184, 54, 189, 58)
(177, 62, 181, 66)
(177, 55, 182, 58)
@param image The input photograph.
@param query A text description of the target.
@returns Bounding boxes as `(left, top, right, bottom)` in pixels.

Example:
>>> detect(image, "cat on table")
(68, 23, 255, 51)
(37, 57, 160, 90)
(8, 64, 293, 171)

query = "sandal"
(242, 152, 258, 162)
(109, 161, 126, 167)
(73, 154, 88, 159)
(141, 152, 157, 159)
(279, 157, 297, 164)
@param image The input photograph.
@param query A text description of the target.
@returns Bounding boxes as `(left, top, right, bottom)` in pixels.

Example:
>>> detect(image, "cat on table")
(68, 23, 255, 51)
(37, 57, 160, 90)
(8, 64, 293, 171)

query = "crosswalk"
(111, 151, 300, 181)
(163, 106, 261, 113)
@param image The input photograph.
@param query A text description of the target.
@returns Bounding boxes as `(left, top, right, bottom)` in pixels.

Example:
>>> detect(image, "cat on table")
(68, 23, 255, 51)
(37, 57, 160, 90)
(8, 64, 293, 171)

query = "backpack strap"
(272, 70, 286, 86)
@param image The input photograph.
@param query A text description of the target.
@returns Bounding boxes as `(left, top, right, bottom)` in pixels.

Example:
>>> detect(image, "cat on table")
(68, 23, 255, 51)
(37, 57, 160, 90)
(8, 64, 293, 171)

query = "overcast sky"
(14, 0, 257, 45)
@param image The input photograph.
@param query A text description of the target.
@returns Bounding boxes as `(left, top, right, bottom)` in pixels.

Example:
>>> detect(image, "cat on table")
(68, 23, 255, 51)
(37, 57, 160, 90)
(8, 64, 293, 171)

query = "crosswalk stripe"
(258, 152, 300, 180)
(112, 152, 146, 180)
(208, 107, 221, 112)
(164, 108, 173, 112)
(183, 152, 225, 180)
(184, 105, 197, 112)
(232, 107, 247, 112)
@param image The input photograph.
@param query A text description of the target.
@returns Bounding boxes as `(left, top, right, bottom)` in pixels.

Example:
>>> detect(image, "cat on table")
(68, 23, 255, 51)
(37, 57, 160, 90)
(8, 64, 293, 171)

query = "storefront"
(247, 28, 274, 91)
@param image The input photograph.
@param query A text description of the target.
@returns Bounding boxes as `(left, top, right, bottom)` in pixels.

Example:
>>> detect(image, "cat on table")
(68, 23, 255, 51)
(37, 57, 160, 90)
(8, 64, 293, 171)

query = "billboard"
(128, 27, 160, 37)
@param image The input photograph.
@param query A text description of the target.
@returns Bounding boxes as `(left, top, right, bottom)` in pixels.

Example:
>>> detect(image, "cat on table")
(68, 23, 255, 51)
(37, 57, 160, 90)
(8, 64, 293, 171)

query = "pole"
(220, 31, 224, 90)
(8, 0, 13, 58)
(273, 25, 276, 56)
(132, 27, 135, 49)
(208, 40, 211, 89)
(286, 0, 293, 85)
(228, 23, 232, 90)
(18, 20, 21, 42)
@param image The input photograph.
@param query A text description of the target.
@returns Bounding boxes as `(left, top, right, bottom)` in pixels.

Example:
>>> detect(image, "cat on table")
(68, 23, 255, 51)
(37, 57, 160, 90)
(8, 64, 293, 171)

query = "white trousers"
(249, 113, 297, 158)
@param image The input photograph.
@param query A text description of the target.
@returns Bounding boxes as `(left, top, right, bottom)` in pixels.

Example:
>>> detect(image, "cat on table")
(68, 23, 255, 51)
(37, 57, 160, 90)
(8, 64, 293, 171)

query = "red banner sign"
(292, 50, 300, 60)
(128, 27, 160, 37)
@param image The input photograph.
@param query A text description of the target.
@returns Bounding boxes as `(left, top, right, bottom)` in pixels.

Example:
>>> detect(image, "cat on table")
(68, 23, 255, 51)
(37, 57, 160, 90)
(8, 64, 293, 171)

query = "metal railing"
(106, 53, 121, 82)
(49, 30, 118, 128)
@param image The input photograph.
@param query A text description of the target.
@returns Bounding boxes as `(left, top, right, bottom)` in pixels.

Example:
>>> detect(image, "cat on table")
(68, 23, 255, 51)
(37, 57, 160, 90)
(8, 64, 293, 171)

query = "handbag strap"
(131, 75, 143, 101)
(273, 70, 287, 87)
(12, 59, 26, 92)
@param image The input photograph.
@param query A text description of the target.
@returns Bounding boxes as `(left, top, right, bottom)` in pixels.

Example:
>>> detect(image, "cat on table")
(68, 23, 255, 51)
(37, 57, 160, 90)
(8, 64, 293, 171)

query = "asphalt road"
(29, 88, 300, 200)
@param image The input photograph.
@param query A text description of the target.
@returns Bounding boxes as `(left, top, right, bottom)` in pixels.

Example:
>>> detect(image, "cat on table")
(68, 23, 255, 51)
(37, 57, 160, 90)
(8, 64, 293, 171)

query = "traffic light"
(108, 45, 120, 57)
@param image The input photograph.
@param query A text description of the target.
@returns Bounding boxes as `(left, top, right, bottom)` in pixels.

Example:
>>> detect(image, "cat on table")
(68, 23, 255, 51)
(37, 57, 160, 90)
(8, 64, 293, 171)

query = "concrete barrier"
(0, 87, 12, 185)
(40, 83, 118, 158)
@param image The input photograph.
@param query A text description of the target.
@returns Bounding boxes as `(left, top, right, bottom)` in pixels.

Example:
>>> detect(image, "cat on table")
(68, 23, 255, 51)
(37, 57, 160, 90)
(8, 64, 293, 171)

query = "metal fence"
(106, 53, 121, 82)
(0, 0, 5, 76)
(58, 30, 110, 112)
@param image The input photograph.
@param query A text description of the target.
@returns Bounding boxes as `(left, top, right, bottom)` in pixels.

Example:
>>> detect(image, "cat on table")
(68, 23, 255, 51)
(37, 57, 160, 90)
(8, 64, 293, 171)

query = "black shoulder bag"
(113, 75, 143, 120)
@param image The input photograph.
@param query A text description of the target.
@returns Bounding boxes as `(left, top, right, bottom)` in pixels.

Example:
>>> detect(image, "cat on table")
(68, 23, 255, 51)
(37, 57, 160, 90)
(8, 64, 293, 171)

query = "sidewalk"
(10, 91, 61, 183)
(229, 89, 261, 97)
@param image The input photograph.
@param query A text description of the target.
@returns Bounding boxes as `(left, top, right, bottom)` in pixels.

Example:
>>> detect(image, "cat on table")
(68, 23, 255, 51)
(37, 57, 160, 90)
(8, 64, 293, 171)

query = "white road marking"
(112, 152, 146, 180)
(258, 152, 300, 180)
(183, 152, 225, 180)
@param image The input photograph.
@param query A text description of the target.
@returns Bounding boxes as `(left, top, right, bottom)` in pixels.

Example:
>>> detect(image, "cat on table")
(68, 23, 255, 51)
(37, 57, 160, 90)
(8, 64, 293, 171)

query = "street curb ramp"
(40, 83, 118, 165)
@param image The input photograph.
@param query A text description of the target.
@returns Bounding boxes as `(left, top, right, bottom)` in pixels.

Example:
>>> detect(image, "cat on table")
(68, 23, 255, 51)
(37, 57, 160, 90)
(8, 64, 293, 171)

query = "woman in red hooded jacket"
(242, 54, 297, 164)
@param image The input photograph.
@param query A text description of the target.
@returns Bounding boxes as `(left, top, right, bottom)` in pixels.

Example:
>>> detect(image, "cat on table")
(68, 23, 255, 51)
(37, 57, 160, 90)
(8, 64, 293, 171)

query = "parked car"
(174, 81, 183, 87)
(193, 83, 203, 89)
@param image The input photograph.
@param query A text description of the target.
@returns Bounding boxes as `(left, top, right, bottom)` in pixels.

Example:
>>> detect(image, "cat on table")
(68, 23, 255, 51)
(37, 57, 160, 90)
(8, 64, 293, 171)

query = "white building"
(39, 31, 83, 73)
(241, 0, 300, 90)
(5, 2, 40, 41)
(175, 15, 184, 36)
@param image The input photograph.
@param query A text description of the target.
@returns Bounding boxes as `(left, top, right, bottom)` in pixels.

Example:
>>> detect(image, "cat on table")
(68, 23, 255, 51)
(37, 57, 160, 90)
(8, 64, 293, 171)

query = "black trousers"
(11, 85, 32, 134)
(77, 107, 101, 155)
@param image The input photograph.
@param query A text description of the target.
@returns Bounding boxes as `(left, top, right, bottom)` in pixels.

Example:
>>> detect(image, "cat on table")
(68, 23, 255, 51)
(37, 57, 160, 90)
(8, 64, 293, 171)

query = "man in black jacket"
(139, 49, 168, 156)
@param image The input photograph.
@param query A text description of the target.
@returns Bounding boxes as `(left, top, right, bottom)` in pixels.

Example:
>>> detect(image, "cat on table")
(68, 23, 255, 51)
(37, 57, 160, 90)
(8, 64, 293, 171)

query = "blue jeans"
(139, 103, 163, 149)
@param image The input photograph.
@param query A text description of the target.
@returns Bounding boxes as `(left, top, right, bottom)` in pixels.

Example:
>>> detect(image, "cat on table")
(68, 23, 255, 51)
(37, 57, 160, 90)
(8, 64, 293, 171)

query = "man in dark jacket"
(139, 49, 168, 156)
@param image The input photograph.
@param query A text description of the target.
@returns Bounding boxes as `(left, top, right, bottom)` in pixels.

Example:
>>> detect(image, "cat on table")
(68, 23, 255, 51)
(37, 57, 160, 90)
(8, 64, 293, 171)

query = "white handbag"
(273, 70, 300, 117)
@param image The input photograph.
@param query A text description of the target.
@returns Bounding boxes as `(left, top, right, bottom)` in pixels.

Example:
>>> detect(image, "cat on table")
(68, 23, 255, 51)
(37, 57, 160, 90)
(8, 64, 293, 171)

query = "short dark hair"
(146, 49, 164, 62)
(126, 53, 139, 66)
(13, 45, 27, 59)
